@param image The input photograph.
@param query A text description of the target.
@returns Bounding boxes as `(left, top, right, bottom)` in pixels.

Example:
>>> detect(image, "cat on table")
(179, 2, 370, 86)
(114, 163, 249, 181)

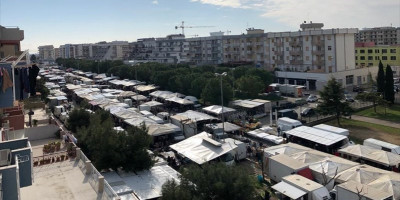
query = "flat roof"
(20, 160, 99, 200)
(286, 126, 348, 146)
(283, 174, 323, 192)
(270, 154, 308, 170)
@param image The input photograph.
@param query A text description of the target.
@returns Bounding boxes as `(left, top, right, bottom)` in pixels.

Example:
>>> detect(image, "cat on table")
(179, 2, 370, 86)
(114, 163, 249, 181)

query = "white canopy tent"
(336, 165, 389, 184)
(368, 175, 400, 200)
(285, 126, 348, 146)
(272, 181, 307, 199)
(124, 116, 158, 127)
(170, 132, 238, 164)
(146, 123, 181, 137)
(202, 105, 236, 115)
(313, 124, 349, 136)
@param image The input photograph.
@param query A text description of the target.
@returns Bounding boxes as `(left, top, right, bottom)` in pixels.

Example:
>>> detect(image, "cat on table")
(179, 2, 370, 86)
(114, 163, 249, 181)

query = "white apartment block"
(187, 32, 224, 66)
(129, 38, 156, 60)
(355, 27, 400, 45)
(38, 45, 55, 61)
(150, 34, 188, 64)
(58, 41, 130, 61)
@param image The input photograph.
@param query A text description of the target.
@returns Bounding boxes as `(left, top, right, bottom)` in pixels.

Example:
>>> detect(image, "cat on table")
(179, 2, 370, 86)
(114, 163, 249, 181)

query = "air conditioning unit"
(0, 149, 11, 167)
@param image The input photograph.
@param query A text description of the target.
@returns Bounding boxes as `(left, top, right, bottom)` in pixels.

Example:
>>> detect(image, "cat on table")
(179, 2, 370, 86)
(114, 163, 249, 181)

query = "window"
(390, 49, 396, 53)
(346, 75, 354, 85)
(382, 56, 387, 60)
(355, 50, 357, 53)
(286, 38, 289, 42)
(355, 56, 357, 60)
(286, 47, 289, 51)
(306, 56, 309, 61)
(391, 56, 396, 60)
(360, 56, 365, 60)
(367, 49, 373, 53)
(327, 35, 331, 40)
(328, 46, 332, 51)
(272, 56, 275, 60)
(272, 48, 275, 52)
(360, 50, 365, 53)
(286, 56, 289, 60)
(375, 49, 380, 53)
(271, 39, 274, 42)
(375, 56, 380, 60)
(328, 56, 332, 61)
(368, 56, 373, 60)
(328, 66, 332, 73)
(305, 36, 309, 41)
(382, 49, 387, 53)
(306, 46, 309, 51)
(368, 63, 373, 66)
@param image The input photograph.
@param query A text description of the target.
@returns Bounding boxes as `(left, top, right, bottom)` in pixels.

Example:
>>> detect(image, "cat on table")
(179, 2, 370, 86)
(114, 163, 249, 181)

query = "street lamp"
(215, 72, 227, 138)
(129, 60, 140, 110)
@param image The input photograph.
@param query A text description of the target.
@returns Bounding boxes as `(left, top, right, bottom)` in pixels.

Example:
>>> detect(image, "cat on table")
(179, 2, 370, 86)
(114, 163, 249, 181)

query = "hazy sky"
(1, 0, 399, 53)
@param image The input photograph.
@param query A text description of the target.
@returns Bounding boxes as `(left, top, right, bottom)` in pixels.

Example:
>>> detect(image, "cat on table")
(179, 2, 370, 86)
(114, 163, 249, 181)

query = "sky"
(1, 0, 399, 53)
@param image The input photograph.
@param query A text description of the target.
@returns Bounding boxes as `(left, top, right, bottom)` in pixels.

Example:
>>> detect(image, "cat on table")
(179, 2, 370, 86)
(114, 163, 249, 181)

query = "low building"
(355, 42, 400, 74)
(0, 26, 24, 58)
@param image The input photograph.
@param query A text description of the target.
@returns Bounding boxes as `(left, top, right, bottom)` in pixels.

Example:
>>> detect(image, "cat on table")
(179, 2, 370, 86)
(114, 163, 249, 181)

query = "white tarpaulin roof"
(337, 181, 393, 200)
(118, 91, 137, 97)
(66, 84, 82, 90)
(171, 110, 217, 123)
(103, 103, 129, 111)
(309, 156, 358, 178)
(141, 101, 163, 107)
(337, 165, 389, 184)
(264, 143, 310, 157)
(124, 116, 157, 127)
(202, 105, 236, 115)
(149, 90, 173, 98)
(289, 151, 330, 164)
(165, 96, 193, 105)
(205, 122, 241, 133)
(272, 181, 306, 199)
(113, 109, 141, 120)
(368, 175, 400, 200)
(134, 85, 157, 92)
(364, 150, 400, 167)
(170, 132, 238, 164)
(131, 95, 148, 101)
(313, 124, 349, 136)
(231, 99, 264, 109)
(286, 126, 348, 146)
(146, 123, 181, 136)
(338, 144, 378, 158)
(364, 138, 400, 154)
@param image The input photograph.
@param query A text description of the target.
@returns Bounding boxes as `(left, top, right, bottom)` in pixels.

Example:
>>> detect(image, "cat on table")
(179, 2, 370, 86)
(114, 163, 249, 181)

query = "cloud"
(190, 0, 400, 29)
(152, 0, 159, 5)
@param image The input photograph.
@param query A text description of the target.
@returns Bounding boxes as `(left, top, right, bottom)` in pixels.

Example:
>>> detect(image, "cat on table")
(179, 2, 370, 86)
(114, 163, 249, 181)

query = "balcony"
(312, 40, 325, 46)
(312, 50, 324, 55)
(289, 40, 301, 46)
(290, 60, 303, 65)
(275, 60, 284, 65)
(274, 51, 284, 56)
(312, 59, 325, 66)
(274, 41, 283, 47)
(290, 50, 302, 55)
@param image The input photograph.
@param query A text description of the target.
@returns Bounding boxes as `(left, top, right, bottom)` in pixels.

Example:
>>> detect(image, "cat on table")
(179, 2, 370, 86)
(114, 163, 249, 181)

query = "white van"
(277, 117, 302, 134)
(54, 105, 65, 118)
(363, 138, 400, 154)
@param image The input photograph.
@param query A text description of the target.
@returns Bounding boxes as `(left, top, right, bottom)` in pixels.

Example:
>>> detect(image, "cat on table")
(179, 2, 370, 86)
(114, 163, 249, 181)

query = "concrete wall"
(11, 148, 32, 187)
(0, 138, 28, 151)
(0, 166, 19, 200)
(24, 124, 59, 141)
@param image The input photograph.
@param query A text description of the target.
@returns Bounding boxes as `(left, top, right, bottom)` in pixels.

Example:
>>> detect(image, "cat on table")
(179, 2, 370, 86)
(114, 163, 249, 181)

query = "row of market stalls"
(264, 143, 400, 200)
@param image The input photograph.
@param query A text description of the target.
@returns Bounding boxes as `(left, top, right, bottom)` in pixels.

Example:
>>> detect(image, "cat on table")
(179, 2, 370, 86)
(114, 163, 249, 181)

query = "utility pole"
(215, 72, 227, 137)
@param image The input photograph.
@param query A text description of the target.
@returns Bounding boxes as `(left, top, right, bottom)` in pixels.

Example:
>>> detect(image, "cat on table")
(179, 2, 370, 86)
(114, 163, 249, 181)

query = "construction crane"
(175, 21, 214, 35)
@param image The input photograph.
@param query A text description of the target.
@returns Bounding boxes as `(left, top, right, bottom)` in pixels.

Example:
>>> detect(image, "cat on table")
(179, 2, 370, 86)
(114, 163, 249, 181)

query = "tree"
(355, 92, 382, 113)
(236, 75, 264, 98)
(377, 60, 385, 94)
(384, 64, 394, 103)
(76, 110, 154, 171)
(201, 78, 233, 105)
(66, 108, 91, 133)
(317, 78, 352, 126)
(161, 163, 259, 200)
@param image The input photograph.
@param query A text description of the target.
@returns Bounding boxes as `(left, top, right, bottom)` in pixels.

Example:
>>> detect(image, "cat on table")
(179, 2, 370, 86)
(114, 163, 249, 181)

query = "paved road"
(351, 115, 400, 129)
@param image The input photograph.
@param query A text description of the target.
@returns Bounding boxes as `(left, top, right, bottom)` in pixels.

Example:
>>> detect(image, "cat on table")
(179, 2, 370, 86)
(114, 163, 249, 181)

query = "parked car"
(345, 94, 354, 102)
(307, 95, 318, 102)
(281, 102, 297, 109)
(301, 108, 315, 117)
(295, 98, 308, 106)
(352, 86, 364, 93)
(277, 109, 298, 120)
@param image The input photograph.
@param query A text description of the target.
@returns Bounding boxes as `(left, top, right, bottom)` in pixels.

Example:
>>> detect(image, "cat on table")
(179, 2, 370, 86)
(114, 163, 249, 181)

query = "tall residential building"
(0, 26, 24, 58)
(150, 34, 188, 64)
(355, 27, 400, 45)
(59, 44, 76, 59)
(38, 45, 55, 61)
(355, 42, 400, 74)
(222, 28, 266, 66)
(187, 32, 224, 65)
(54, 48, 60, 59)
(129, 38, 156, 61)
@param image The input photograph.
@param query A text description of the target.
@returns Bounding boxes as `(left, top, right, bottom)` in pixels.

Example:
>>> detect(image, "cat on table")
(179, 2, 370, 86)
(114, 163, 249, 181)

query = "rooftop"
(20, 160, 100, 200)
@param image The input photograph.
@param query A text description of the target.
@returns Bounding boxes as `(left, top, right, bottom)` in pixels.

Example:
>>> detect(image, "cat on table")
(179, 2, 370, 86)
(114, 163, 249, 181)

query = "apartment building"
(355, 42, 400, 75)
(59, 44, 76, 59)
(355, 27, 400, 45)
(0, 26, 24, 59)
(54, 48, 60, 59)
(187, 32, 224, 65)
(129, 38, 156, 61)
(222, 28, 266, 67)
(38, 45, 55, 61)
(150, 34, 188, 64)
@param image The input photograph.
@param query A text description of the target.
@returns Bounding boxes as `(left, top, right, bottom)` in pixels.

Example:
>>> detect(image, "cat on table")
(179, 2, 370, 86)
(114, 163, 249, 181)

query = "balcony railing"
(274, 51, 284, 56)
(290, 60, 303, 65)
(274, 41, 283, 47)
(312, 59, 325, 65)
(312, 50, 324, 55)
(290, 50, 302, 55)
(275, 60, 284, 64)
(312, 40, 325, 46)
(289, 40, 301, 46)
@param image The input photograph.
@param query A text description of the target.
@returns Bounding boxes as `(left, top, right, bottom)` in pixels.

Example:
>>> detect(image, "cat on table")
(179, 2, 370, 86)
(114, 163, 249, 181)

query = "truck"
(277, 109, 299, 120)
(54, 105, 65, 118)
(277, 117, 302, 134)
(278, 84, 305, 97)
(363, 138, 400, 155)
